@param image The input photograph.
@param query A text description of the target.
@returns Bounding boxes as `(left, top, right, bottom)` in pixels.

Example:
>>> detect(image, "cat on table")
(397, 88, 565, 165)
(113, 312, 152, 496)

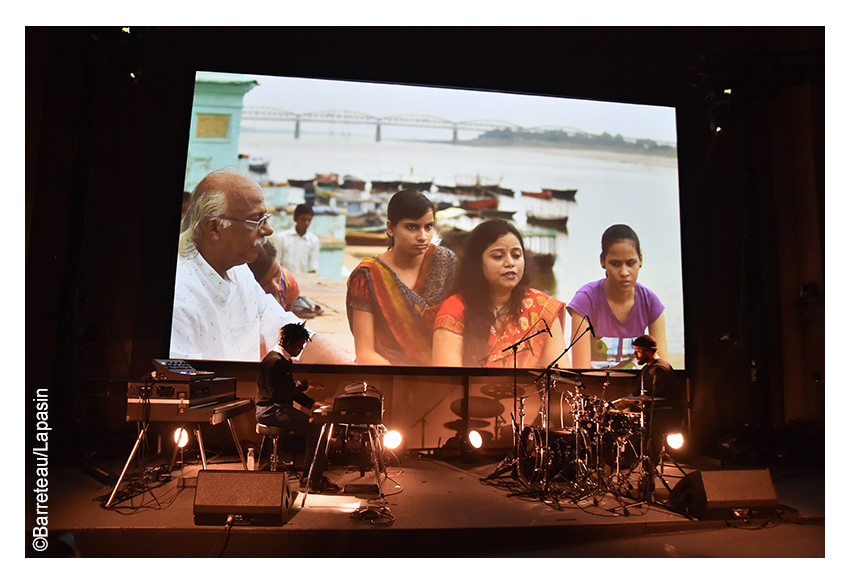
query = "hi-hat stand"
(611, 383, 681, 514)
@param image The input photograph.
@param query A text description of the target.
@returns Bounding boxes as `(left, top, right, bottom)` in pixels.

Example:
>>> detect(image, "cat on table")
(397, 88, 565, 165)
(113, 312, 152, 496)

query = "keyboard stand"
(300, 422, 387, 508)
(105, 398, 253, 508)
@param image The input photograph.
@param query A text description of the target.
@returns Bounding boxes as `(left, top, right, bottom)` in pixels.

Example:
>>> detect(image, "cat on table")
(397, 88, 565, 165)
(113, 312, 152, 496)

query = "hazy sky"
(228, 72, 678, 144)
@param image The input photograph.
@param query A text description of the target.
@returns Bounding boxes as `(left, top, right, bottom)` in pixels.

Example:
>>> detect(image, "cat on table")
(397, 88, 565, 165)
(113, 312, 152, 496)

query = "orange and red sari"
(434, 288, 566, 368)
(346, 244, 457, 366)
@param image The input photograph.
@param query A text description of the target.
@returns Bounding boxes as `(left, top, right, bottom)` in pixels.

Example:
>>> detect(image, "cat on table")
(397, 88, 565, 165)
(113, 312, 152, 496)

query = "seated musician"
(255, 322, 340, 493)
(629, 334, 684, 466)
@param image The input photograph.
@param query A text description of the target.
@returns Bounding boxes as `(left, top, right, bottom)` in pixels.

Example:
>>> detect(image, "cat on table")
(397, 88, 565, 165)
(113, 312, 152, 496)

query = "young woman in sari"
(432, 219, 569, 369)
(346, 190, 458, 365)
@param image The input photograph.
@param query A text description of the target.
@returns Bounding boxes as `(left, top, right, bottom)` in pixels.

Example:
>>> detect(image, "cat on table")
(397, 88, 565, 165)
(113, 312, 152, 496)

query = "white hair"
(178, 170, 240, 256)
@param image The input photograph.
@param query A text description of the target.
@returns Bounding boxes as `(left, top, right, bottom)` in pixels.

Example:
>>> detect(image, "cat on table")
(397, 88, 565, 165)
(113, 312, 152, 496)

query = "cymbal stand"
(487, 324, 549, 481)
(547, 380, 588, 500)
(588, 375, 628, 509)
(609, 432, 637, 491)
(530, 320, 596, 500)
(613, 380, 670, 513)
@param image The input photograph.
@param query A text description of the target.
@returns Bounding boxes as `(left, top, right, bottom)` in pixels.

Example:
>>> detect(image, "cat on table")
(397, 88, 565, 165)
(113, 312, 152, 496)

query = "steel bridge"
(241, 105, 589, 142)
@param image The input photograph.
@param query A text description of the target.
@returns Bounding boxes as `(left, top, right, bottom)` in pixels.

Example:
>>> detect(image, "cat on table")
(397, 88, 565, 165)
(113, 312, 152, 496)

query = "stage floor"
(35, 447, 825, 559)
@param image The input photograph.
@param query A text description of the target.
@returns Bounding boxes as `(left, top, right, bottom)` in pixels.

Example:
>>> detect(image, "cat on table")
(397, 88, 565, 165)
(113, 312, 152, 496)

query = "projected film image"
(171, 72, 684, 370)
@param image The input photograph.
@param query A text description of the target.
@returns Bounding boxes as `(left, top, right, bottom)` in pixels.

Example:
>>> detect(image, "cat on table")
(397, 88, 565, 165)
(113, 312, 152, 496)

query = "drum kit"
(492, 366, 667, 510)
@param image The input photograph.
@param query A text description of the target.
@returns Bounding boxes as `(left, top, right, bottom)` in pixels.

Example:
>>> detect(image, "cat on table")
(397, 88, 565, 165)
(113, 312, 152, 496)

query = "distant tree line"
(475, 128, 676, 154)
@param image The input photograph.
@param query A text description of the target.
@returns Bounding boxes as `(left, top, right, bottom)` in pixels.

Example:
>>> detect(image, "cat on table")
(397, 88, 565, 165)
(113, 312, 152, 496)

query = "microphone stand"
(486, 322, 554, 481)
(524, 322, 592, 498)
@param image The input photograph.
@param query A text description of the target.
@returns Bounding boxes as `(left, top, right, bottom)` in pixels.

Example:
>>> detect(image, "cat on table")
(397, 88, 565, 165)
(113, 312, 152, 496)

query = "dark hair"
(294, 203, 314, 219)
(248, 240, 276, 280)
(386, 190, 436, 247)
(278, 322, 311, 346)
(601, 224, 642, 259)
(457, 219, 532, 366)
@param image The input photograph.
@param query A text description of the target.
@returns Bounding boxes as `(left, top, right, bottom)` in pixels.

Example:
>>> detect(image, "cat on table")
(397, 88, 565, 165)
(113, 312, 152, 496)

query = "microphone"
(541, 318, 552, 337)
(585, 316, 596, 337)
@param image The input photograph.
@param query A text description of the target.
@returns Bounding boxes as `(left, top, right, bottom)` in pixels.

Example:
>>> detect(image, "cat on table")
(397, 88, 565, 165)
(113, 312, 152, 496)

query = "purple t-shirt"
(567, 278, 664, 368)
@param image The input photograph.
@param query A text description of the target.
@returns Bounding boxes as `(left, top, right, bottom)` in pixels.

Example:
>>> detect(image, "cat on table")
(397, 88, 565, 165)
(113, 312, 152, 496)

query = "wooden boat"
(288, 178, 315, 194)
(544, 188, 578, 201)
(455, 184, 504, 197)
(315, 173, 340, 188)
(527, 214, 569, 232)
(288, 178, 313, 188)
(341, 175, 366, 190)
(346, 226, 389, 246)
(521, 190, 554, 200)
(247, 156, 269, 174)
(400, 181, 433, 192)
(370, 180, 401, 193)
(486, 185, 515, 197)
(459, 195, 499, 210)
(481, 209, 516, 220)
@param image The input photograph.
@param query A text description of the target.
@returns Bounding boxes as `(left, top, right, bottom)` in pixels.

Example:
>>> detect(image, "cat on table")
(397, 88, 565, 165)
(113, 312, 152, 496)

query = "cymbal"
(530, 368, 579, 383)
(579, 369, 637, 378)
(611, 395, 666, 406)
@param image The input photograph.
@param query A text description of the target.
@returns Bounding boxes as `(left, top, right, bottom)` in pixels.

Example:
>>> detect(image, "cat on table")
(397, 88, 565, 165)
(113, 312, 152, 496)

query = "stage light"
(468, 430, 483, 449)
(383, 430, 403, 450)
(666, 432, 685, 450)
(173, 427, 189, 448)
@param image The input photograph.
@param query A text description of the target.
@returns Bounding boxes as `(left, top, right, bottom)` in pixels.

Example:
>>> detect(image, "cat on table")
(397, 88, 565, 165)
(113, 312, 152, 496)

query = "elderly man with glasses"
(170, 169, 350, 363)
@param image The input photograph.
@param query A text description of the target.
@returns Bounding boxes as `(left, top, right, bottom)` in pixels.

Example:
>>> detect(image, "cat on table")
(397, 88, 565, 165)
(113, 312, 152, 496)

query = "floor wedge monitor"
(668, 469, 779, 521)
(194, 470, 291, 526)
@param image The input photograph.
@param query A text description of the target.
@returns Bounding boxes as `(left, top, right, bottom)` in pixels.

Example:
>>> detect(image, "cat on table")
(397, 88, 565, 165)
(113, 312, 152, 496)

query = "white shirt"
(274, 227, 320, 274)
(170, 251, 300, 361)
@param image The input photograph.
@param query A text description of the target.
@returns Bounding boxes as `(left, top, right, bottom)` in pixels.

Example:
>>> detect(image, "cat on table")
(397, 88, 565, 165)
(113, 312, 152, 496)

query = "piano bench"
(256, 423, 300, 474)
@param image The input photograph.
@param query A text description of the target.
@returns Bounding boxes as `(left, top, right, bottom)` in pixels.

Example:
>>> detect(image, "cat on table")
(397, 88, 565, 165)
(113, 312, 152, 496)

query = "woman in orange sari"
(433, 219, 569, 368)
(346, 190, 458, 365)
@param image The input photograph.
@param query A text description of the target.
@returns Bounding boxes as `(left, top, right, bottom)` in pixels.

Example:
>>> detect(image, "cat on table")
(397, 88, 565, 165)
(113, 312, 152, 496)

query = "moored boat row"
(252, 161, 575, 245)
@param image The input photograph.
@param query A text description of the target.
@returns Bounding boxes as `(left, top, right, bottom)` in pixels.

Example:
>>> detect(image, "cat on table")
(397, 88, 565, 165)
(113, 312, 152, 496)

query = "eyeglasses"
(216, 213, 272, 230)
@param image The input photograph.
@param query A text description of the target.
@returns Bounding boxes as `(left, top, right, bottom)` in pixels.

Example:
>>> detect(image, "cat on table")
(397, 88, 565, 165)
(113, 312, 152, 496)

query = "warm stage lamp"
(468, 430, 483, 449)
(665, 432, 684, 450)
(383, 430, 403, 450)
(173, 427, 190, 448)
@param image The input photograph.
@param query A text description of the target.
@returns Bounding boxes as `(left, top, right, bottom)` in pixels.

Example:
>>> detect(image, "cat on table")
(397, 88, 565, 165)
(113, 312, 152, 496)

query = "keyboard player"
(256, 322, 340, 493)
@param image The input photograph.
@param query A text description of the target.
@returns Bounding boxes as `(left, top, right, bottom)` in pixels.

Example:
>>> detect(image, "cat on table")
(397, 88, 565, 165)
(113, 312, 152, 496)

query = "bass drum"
(518, 426, 584, 487)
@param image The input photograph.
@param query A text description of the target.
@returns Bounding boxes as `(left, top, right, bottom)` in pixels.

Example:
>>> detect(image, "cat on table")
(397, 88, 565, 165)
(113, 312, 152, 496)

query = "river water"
(239, 130, 685, 365)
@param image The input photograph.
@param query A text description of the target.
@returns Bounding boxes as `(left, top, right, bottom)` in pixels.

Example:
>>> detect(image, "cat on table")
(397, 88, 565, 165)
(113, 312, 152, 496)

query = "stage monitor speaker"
(194, 470, 291, 526)
(668, 469, 779, 521)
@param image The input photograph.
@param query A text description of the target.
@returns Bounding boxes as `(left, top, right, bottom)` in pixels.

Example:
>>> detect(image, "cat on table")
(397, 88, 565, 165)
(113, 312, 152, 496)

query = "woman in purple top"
(567, 224, 667, 369)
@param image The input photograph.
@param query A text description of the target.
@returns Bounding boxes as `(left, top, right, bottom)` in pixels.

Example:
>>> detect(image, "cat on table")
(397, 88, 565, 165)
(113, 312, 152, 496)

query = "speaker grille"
(194, 470, 289, 526)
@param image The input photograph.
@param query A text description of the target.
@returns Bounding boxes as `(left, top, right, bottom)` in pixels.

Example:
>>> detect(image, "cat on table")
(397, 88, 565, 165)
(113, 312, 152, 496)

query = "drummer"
(613, 334, 684, 465)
